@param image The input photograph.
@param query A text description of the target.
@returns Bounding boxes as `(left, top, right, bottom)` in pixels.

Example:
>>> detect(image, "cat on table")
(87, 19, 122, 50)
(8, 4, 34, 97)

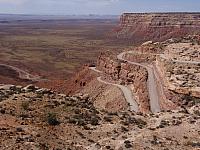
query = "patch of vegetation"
(47, 112, 60, 126)
(21, 101, 30, 111)
(183, 94, 200, 105)
(185, 141, 200, 147)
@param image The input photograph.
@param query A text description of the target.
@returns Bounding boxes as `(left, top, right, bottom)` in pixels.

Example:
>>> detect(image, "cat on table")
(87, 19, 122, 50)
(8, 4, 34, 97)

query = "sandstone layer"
(113, 13, 200, 43)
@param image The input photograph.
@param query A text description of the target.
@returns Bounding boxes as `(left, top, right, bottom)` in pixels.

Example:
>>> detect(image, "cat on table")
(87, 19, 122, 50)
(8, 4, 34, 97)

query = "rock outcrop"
(97, 51, 150, 113)
(113, 13, 200, 43)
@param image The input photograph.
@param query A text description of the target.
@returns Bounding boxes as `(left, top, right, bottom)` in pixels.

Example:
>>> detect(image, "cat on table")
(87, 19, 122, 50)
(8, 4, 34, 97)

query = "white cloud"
(0, 0, 27, 5)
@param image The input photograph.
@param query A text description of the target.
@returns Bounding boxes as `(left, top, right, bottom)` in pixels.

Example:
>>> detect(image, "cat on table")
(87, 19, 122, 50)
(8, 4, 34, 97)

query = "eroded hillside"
(68, 35, 200, 114)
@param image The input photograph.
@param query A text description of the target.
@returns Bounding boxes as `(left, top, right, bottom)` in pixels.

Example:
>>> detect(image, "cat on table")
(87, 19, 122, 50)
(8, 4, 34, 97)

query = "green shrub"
(47, 112, 60, 126)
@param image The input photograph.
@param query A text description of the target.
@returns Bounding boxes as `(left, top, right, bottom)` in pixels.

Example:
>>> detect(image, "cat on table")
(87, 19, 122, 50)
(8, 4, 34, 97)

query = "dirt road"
(89, 67, 139, 112)
(117, 52, 161, 113)
(0, 64, 42, 81)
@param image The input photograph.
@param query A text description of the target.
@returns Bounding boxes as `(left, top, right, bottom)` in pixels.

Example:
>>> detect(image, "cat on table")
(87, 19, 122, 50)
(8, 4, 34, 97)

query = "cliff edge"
(113, 13, 200, 43)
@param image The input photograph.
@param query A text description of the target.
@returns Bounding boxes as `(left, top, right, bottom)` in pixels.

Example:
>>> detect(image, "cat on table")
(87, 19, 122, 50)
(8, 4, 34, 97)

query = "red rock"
(111, 13, 200, 43)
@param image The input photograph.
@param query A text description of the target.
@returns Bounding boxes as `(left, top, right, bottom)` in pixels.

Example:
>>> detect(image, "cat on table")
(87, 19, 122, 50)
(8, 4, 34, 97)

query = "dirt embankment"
(61, 65, 128, 112)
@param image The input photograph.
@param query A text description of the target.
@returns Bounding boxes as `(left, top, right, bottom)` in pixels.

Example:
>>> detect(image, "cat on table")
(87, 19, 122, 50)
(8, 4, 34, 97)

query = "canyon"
(66, 35, 200, 116)
(0, 13, 200, 149)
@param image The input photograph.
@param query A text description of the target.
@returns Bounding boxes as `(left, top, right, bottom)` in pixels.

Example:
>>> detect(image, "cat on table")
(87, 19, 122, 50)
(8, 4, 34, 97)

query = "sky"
(0, 0, 199, 15)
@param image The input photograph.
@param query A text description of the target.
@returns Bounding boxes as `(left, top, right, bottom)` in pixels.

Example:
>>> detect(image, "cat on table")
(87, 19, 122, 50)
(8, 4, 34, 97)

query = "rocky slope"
(155, 35, 200, 101)
(63, 65, 128, 112)
(0, 84, 200, 149)
(1, 36, 200, 149)
(113, 13, 200, 43)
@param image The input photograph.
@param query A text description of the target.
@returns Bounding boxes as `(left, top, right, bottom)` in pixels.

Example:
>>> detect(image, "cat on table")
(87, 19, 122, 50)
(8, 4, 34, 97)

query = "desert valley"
(0, 12, 200, 150)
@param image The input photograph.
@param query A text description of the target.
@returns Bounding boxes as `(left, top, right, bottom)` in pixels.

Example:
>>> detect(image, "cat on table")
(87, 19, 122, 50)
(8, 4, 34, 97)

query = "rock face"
(113, 13, 200, 43)
(97, 51, 150, 113)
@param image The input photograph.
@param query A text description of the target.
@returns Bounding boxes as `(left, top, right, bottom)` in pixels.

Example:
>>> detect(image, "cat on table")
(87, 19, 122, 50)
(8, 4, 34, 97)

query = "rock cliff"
(113, 13, 200, 43)
(97, 51, 150, 113)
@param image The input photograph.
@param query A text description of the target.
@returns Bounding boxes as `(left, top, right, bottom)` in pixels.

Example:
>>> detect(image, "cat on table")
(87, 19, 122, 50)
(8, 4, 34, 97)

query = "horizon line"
(0, 11, 200, 16)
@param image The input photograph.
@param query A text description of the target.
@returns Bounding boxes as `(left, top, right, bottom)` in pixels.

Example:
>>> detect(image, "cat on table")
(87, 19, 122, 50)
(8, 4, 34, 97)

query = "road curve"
(117, 51, 161, 113)
(89, 67, 139, 112)
(0, 64, 42, 81)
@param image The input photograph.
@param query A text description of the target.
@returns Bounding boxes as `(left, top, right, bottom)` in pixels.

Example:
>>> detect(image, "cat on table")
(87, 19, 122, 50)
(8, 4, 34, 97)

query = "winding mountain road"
(89, 67, 139, 112)
(117, 51, 161, 113)
(0, 64, 42, 81)
(90, 50, 161, 113)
